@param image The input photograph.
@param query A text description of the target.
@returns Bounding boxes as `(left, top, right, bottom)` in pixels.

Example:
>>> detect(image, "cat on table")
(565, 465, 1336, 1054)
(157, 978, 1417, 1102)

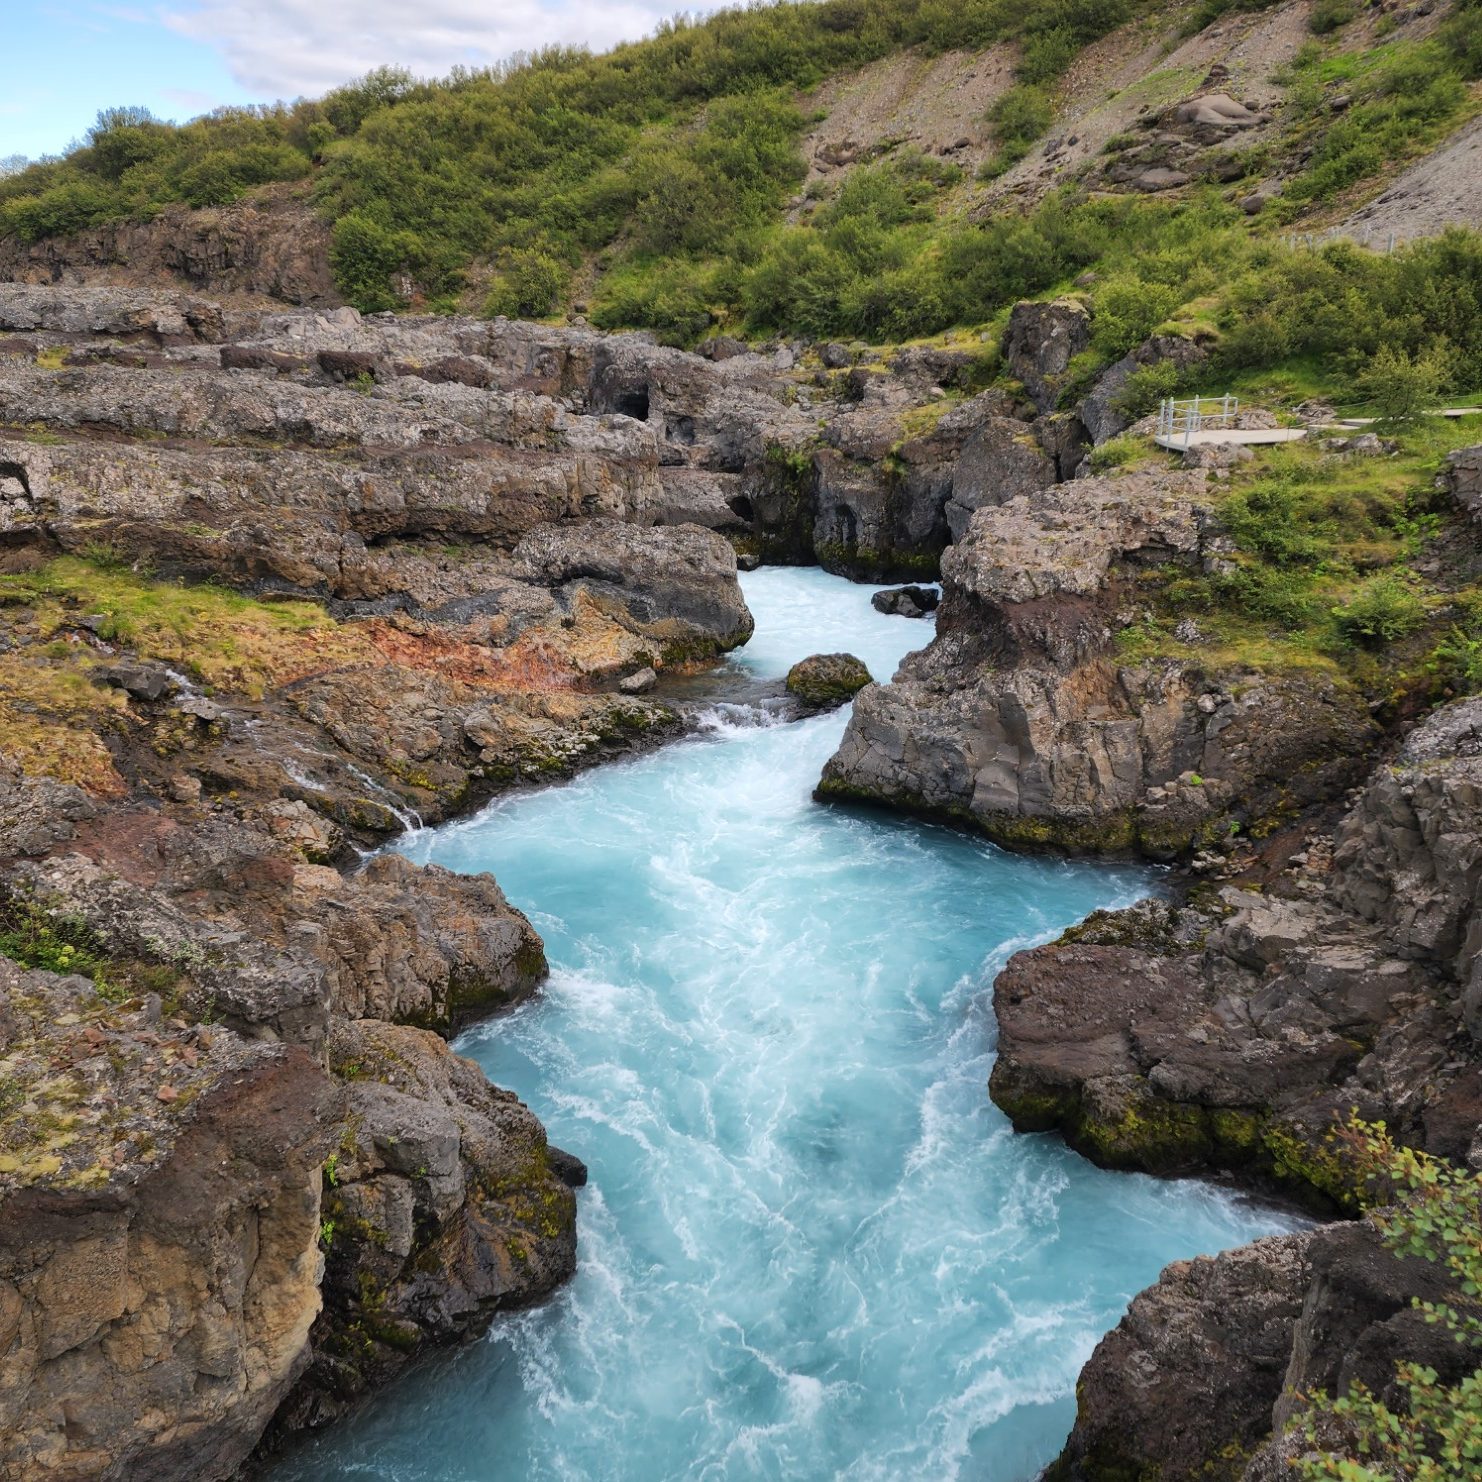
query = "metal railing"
(1156, 394, 1239, 448)
(1282, 228, 1399, 254)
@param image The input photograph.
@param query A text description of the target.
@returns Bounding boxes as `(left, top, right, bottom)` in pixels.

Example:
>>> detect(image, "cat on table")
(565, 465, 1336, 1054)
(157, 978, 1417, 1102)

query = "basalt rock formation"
(0, 192, 336, 306)
(0, 283, 775, 1479)
(818, 467, 1376, 856)
(0, 754, 580, 1479)
(1049, 1216, 1479, 1482)
(990, 696, 1482, 1207)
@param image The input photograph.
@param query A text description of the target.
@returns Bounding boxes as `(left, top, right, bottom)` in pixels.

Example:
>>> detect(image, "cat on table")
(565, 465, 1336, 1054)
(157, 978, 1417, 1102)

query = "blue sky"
(4, 4, 258, 159)
(3, 1, 738, 163)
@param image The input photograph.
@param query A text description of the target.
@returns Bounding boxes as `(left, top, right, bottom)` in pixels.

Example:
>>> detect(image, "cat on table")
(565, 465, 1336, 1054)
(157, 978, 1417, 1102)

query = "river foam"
(270, 567, 1302, 1482)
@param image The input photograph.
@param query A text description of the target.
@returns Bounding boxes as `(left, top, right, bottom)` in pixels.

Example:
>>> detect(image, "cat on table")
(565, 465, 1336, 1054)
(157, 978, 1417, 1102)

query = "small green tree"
(1355, 344, 1448, 425)
(1296, 1120, 1482, 1480)
(1332, 572, 1427, 645)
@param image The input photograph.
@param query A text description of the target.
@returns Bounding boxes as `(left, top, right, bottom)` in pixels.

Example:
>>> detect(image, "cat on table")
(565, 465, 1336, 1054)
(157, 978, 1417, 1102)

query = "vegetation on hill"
(1, 0, 1477, 349)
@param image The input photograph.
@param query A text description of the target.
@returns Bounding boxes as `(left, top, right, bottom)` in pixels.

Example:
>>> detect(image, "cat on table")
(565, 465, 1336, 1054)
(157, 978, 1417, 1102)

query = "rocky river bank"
(1, 276, 1479, 1479)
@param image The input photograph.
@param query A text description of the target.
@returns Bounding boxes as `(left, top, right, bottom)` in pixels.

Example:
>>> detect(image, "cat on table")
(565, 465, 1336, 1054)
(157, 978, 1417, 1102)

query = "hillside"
(1, 0, 1479, 351)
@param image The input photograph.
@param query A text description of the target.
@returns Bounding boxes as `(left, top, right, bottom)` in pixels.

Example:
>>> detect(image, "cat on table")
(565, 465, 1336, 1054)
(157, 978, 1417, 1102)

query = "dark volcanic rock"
(274, 1019, 576, 1436)
(0, 196, 336, 305)
(1048, 1233, 1312, 1482)
(989, 698, 1482, 1207)
(871, 584, 939, 618)
(1003, 297, 1092, 414)
(819, 470, 1376, 857)
(1051, 1218, 1480, 1482)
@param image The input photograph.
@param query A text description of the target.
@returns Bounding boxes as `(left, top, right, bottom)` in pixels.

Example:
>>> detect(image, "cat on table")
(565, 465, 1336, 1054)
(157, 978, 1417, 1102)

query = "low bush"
(1332, 572, 1427, 646)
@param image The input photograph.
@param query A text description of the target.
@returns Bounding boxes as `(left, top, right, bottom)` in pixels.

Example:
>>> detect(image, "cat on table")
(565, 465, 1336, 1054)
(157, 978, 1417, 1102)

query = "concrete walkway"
(1153, 427, 1307, 451)
(1326, 408, 1482, 429)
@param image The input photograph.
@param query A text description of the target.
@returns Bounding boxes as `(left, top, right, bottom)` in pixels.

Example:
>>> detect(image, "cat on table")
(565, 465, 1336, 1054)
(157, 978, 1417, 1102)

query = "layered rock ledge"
(819, 469, 1376, 856)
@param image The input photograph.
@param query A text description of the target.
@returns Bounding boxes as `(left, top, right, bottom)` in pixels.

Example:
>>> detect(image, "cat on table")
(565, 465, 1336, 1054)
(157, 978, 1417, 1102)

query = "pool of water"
(270, 567, 1301, 1482)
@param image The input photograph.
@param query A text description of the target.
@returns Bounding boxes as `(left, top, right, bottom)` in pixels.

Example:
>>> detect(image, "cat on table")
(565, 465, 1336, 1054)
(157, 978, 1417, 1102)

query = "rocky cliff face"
(1050, 1215, 1479, 1482)
(0, 193, 336, 306)
(986, 694, 1482, 1478)
(819, 467, 1376, 855)
(988, 696, 1482, 1210)
(0, 751, 583, 1479)
(0, 283, 777, 1478)
(0, 950, 339, 1482)
(0, 278, 1201, 588)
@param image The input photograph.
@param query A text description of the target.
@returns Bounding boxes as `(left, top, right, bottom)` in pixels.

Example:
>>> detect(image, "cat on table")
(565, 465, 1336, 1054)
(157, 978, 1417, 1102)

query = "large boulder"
(1002, 298, 1092, 414)
(871, 585, 939, 618)
(1050, 1219, 1475, 1482)
(1444, 444, 1482, 522)
(510, 519, 754, 658)
(1047, 1233, 1312, 1482)
(786, 653, 873, 710)
(819, 471, 1376, 856)
(274, 1019, 577, 1434)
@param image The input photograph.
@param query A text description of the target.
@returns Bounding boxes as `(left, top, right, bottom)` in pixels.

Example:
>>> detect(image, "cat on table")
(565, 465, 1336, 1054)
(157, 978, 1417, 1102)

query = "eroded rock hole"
(614, 388, 651, 422)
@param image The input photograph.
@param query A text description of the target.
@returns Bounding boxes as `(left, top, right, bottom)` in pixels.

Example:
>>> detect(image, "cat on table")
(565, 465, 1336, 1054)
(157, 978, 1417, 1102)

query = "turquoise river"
(269, 566, 1301, 1482)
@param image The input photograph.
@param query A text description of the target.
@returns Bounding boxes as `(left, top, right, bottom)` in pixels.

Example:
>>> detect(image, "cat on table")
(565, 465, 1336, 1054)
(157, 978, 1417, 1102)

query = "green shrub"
(1222, 476, 1332, 567)
(1296, 1119, 1482, 1481)
(1332, 572, 1427, 645)
(1307, 0, 1357, 33)
(1088, 434, 1142, 471)
(0, 179, 122, 242)
(1429, 623, 1482, 695)
(1441, 0, 1482, 80)
(1112, 359, 1189, 420)
(592, 260, 715, 346)
(1091, 275, 1183, 358)
(1219, 565, 1320, 626)
(1355, 344, 1448, 425)
(483, 246, 570, 318)
(329, 212, 419, 312)
(987, 85, 1055, 171)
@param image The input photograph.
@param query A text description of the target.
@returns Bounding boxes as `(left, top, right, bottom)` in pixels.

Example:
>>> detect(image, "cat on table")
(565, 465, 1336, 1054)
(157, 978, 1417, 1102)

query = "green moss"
(1078, 1092, 1215, 1173)
(1261, 1119, 1366, 1213)
(994, 1055, 1370, 1210)
(813, 541, 941, 583)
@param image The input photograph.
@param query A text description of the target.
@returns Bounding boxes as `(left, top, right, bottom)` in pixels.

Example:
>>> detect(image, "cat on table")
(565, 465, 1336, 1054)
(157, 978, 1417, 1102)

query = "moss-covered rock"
(785, 652, 873, 710)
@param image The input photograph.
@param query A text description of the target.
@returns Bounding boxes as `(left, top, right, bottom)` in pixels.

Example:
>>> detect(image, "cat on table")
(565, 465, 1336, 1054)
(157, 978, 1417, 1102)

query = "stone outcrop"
(818, 468, 1376, 856)
(1048, 1233, 1313, 1482)
(0, 747, 579, 1478)
(1443, 443, 1482, 525)
(990, 698, 1482, 1208)
(0, 193, 336, 305)
(1002, 298, 1091, 414)
(1051, 1218, 1478, 1482)
(273, 1018, 579, 1436)
(0, 281, 1240, 596)
(510, 519, 755, 658)
(0, 955, 342, 1482)
(1076, 331, 1209, 446)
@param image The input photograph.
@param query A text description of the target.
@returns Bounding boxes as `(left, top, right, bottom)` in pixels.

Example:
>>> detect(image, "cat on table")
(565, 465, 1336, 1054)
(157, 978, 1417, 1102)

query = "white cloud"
(160, 0, 739, 100)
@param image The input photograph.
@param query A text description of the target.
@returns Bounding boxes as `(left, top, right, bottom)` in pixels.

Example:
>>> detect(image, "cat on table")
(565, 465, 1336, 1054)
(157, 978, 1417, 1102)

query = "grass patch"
(0, 556, 360, 699)
(1116, 416, 1482, 682)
